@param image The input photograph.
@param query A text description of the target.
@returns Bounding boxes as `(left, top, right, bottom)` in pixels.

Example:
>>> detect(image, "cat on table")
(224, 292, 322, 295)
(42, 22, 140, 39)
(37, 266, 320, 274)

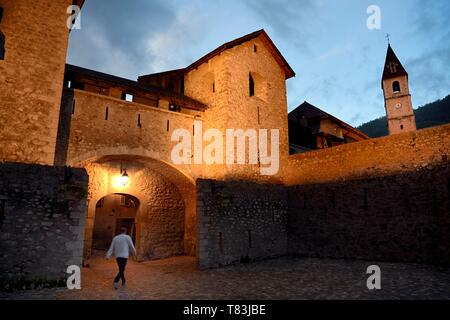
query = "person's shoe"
(113, 282, 119, 290)
(122, 283, 126, 289)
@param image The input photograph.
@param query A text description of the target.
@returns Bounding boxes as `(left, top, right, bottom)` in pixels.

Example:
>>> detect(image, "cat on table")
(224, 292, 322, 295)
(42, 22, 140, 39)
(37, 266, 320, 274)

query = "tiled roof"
(289, 101, 369, 139)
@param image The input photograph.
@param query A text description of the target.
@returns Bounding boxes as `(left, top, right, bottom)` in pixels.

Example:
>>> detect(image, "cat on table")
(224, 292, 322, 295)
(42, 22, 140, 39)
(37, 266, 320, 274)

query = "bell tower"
(381, 43, 416, 135)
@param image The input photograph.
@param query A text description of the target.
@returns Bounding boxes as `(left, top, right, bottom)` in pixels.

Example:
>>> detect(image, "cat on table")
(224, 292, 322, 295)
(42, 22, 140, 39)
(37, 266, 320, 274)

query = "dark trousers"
(114, 258, 128, 284)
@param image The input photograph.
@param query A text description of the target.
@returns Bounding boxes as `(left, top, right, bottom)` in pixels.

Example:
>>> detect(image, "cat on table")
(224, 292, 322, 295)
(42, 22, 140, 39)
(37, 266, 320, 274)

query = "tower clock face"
(395, 103, 402, 110)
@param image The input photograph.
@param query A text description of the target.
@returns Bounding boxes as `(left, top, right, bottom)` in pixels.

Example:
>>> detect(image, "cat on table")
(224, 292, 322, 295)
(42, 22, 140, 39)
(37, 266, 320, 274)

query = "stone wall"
(196, 125, 450, 268)
(287, 162, 450, 264)
(136, 168, 185, 260)
(283, 124, 450, 186)
(197, 179, 288, 269)
(0, 163, 88, 284)
(0, 0, 72, 165)
(184, 36, 290, 182)
(283, 125, 450, 265)
(61, 89, 200, 171)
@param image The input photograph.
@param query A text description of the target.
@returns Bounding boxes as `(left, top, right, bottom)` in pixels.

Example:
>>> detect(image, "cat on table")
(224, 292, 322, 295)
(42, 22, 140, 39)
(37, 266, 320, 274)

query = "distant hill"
(358, 95, 450, 138)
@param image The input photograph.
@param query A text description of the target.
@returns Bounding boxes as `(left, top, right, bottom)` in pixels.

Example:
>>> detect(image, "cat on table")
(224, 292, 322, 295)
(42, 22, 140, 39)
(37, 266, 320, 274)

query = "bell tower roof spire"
(382, 44, 408, 82)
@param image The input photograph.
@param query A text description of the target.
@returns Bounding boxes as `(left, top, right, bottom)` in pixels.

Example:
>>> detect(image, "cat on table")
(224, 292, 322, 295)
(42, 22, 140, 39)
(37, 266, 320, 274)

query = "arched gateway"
(75, 154, 197, 266)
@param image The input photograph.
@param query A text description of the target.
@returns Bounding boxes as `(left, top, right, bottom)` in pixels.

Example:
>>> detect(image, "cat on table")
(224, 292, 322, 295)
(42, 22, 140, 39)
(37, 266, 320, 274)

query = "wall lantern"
(119, 163, 129, 187)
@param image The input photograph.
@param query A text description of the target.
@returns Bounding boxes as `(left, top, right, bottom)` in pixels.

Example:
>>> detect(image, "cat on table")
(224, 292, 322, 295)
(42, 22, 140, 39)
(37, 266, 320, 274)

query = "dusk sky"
(67, 0, 450, 126)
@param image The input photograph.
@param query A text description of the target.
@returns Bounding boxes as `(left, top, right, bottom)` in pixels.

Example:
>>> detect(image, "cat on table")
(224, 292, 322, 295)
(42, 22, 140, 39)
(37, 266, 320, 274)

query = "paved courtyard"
(1, 254, 450, 300)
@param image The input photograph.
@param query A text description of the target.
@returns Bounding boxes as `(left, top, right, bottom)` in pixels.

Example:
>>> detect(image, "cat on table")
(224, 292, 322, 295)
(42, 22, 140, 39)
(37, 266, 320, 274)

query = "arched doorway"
(92, 194, 140, 253)
(79, 155, 197, 266)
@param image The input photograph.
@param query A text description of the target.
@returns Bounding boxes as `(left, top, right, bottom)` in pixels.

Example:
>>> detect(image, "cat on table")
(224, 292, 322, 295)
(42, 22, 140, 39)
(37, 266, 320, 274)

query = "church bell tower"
(381, 43, 416, 135)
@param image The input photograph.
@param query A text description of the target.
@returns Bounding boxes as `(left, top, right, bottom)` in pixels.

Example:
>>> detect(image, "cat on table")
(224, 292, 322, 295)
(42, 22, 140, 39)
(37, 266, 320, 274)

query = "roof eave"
(259, 31, 295, 79)
(65, 64, 207, 111)
(73, 0, 85, 9)
(184, 29, 295, 80)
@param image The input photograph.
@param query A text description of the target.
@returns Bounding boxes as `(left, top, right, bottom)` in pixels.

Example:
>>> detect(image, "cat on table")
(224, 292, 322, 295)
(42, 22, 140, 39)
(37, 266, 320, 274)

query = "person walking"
(106, 227, 137, 289)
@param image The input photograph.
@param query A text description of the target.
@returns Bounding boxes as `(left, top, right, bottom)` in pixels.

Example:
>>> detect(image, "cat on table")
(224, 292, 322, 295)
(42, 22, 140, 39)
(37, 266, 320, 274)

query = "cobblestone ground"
(1, 254, 450, 300)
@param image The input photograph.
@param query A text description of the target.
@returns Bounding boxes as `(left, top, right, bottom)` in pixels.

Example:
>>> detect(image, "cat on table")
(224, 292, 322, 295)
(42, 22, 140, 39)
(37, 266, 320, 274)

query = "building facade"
(288, 101, 369, 153)
(0, 1, 295, 267)
(1, 1, 449, 284)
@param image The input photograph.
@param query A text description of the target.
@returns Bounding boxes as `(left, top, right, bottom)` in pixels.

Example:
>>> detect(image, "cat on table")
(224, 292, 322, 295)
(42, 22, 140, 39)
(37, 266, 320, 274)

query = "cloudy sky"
(67, 0, 450, 126)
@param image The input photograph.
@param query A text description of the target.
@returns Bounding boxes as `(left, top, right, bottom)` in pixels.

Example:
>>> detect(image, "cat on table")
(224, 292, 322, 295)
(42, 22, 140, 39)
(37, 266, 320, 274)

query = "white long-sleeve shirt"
(106, 234, 137, 259)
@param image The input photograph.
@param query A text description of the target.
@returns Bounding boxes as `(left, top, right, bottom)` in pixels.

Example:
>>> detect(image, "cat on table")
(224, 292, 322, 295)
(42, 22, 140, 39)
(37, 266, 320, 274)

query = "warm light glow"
(112, 170, 130, 188)
(119, 175, 129, 187)
(120, 170, 129, 186)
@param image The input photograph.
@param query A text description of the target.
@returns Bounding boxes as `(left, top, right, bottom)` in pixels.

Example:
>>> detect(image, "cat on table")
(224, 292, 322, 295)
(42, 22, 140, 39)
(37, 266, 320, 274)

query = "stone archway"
(80, 155, 197, 267)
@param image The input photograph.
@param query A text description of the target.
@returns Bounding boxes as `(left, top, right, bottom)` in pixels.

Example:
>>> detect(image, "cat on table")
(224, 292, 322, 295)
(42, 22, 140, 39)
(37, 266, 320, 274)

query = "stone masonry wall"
(197, 179, 288, 269)
(0, 0, 72, 165)
(60, 89, 206, 182)
(184, 36, 290, 183)
(284, 125, 450, 265)
(0, 163, 88, 283)
(283, 124, 450, 186)
(287, 162, 450, 264)
(62, 89, 200, 167)
(197, 125, 450, 268)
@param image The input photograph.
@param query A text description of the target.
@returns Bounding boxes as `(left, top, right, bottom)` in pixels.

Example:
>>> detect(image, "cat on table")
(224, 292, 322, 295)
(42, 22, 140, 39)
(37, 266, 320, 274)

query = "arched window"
(392, 81, 400, 93)
(249, 73, 255, 97)
(0, 7, 5, 60)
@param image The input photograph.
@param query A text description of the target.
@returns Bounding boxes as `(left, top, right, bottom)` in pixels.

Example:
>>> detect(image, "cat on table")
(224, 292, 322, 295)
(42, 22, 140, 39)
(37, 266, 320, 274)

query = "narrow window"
(400, 124, 404, 130)
(249, 73, 255, 97)
(71, 99, 76, 115)
(137, 114, 141, 127)
(257, 149, 260, 167)
(212, 81, 215, 93)
(120, 195, 126, 206)
(105, 107, 109, 120)
(169, 104, 180, 112)
(392, 81, 400, 93)
(166, 120, 170, 132)
(257, 106, 260, 125)
(0, 7, 5, 60)
(121, 92, 133, 102)
(254, 44, 257, 53)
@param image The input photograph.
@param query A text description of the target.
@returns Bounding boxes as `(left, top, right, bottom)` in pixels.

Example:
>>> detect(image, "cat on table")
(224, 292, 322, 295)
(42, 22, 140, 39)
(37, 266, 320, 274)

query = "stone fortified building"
(0, 1, 449, 284)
